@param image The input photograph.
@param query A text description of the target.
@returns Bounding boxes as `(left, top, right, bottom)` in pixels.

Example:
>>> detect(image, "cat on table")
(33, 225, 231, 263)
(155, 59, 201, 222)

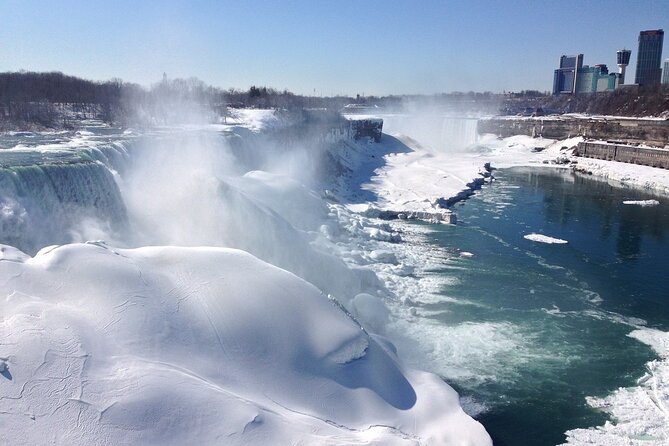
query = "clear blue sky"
(1, 0, 667, 96)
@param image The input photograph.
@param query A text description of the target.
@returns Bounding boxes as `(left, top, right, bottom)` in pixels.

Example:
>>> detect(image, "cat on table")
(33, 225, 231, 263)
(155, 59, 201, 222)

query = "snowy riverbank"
(354, 128, 669, 219)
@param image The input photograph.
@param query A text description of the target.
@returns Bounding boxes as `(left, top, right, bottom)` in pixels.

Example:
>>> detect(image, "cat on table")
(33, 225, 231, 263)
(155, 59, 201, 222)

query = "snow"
(0, 243, 490, 446)
(328, 116, 585, 219)
(524, 233, 569, 244)
(574, 157, 669, 196)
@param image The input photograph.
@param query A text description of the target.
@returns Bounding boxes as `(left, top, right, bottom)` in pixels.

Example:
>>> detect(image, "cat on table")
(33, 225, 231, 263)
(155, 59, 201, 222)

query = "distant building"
(575, 64, 619, 94)
(553, 54, 583, 94)
(553, 54, 620, 95)
(634, 29, 664, 86)
(663, 59, 669, 85)
(616, 49, 631, 84)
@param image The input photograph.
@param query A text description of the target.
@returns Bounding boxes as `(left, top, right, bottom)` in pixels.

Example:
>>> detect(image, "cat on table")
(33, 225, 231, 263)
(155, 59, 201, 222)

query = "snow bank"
(574, 157, 669, 196)
(0, 243, 491, 445)
(524, 233, 569, 244)
(328, 132, 485, 216)
(327, 115, 582, 218)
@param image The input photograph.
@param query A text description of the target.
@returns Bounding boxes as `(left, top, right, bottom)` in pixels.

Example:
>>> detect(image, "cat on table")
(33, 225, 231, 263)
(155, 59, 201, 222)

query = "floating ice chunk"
(459, 251, 475, 258)
(623, 199, 660, 207)
(524, 233, 568, 244)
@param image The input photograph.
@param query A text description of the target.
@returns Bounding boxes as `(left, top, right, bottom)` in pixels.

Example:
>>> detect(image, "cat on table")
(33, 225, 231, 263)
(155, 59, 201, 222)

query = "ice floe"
(524, 233, 569, 244)
(623, 199, 660, 206)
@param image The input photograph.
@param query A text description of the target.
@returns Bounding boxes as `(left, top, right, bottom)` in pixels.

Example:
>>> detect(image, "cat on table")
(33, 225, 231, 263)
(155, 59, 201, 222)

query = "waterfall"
(80, 140, 132, 174)
(381, 114, 479, 152)
(0, 160, 128, 254)
(439, 117, 479, 152)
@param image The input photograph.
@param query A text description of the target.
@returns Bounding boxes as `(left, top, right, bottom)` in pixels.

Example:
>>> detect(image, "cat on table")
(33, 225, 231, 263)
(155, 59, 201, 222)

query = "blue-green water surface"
(423, 167, 669, 445)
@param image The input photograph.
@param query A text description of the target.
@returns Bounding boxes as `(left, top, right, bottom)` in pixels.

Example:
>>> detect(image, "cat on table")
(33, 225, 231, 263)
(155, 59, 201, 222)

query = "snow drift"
(0, 243, 490, 445)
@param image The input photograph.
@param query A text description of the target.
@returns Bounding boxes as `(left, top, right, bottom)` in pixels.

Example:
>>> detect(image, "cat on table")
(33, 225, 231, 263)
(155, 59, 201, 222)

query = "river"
(389, 167, 668, 445)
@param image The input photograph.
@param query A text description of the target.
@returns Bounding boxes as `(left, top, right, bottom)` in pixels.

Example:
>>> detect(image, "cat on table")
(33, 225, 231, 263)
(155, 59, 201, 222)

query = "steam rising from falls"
(0, 126, 378, 306)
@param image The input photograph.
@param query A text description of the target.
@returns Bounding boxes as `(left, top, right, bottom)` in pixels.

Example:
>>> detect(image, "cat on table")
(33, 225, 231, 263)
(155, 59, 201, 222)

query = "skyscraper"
(553, 54, 583, 94)
(634, 29, 664, 86)
(663, 59, 669, 85)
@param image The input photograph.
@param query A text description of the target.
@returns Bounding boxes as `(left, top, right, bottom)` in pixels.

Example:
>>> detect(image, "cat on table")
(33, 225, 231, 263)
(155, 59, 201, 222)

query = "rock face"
(478, 117, 669, 147)
(348, 118, 384, 142)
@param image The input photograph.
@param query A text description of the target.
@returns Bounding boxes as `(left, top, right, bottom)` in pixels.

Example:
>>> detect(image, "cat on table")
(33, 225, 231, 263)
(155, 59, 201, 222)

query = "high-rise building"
(634, 29, 664, 86)
(663, 59, 669, 85)
(553, 54, 583, 94)
(616, 49, 631, 84)
(575, 64, 619, 94)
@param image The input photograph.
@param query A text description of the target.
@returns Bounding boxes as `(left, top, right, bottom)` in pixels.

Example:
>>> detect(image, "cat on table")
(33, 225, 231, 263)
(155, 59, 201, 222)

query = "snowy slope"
(0, 243, 491, 446)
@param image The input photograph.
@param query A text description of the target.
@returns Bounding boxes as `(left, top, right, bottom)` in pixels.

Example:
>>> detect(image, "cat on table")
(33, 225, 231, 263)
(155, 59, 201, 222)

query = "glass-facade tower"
(553, 54, 584, 94)
(634, 29, 664, 86)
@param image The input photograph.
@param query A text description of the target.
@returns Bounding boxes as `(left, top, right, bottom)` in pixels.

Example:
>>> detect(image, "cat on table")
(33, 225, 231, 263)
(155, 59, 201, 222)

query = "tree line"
(0, 71, 358, 129)
(0, 70, 666, 130)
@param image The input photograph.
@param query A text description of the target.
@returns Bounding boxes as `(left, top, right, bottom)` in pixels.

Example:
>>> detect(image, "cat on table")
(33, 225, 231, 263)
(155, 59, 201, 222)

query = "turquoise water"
(423, 167, 668, 445)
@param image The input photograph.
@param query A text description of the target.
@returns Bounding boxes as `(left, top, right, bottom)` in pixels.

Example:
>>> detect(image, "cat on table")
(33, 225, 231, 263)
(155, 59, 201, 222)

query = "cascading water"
(0, 134, 135, 255)
(439, 117, 479, 152)
(381, 114, 479, 152)
(0, 160, 128, 254)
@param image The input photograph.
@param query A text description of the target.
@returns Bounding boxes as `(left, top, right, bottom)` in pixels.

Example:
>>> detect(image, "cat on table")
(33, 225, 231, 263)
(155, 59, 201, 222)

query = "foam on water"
(325, 207, 565, 407)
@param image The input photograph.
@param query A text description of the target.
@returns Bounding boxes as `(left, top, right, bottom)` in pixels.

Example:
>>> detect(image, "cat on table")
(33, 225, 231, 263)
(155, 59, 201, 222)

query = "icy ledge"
(0, 243, 490, 446)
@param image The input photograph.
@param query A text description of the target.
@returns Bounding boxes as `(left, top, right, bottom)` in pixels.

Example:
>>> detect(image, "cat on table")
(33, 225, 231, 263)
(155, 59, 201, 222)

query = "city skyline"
(1, 0, 667, 96)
